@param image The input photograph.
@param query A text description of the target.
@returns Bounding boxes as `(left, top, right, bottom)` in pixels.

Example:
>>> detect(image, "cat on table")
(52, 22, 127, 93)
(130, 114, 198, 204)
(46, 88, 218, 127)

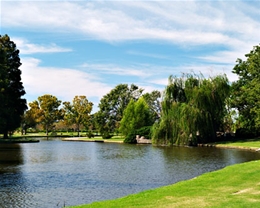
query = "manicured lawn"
(62, 136, 125, 143)
(68, 138, 260, 208)
(69, 160, 260, 208)
(215, 138, 260, 150)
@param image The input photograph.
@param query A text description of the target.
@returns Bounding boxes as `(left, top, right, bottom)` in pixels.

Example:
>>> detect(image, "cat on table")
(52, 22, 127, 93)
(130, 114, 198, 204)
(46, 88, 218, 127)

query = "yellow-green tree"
(63, 96, 93, 137)
(29, 94, 62, 136)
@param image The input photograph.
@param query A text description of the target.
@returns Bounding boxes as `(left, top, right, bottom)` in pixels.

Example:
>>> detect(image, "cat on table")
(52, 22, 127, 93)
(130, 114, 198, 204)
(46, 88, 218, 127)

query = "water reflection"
(0, 140, 260, 208)
(0, 144, 24, 173)
(0, 144, 35, 207)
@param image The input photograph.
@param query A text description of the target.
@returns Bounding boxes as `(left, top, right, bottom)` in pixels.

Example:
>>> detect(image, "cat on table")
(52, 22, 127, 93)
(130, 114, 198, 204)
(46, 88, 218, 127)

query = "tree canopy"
(120, 97, 154, 143)
(231, 44, 260, 136)
(29, 94, 62, 136)
(0, 34, 27, 138)
(152, 73, 230, 145)
(95, 84, 143, 138)
(63, 96, 93, 137)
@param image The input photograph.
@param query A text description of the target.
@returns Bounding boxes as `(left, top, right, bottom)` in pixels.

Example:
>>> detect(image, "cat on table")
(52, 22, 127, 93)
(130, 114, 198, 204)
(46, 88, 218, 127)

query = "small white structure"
(136, 135, 152, 144)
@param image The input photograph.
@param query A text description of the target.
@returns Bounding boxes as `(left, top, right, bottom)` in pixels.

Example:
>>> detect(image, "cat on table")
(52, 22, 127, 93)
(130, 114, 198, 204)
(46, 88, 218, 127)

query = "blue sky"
(1, 0, 260, 112)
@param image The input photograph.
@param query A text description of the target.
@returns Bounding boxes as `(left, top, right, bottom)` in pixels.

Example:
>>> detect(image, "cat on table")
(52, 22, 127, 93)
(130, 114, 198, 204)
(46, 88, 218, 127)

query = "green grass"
(69, 160, 260, 208)
(215, 138, 260, 150)
(68, 138, 260, 208)
(62, 136, 125, 143)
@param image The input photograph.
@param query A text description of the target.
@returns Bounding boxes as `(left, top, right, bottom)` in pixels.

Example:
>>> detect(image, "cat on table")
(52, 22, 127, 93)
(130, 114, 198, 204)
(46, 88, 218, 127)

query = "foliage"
(95, 84, 143, 137)
(0, 34, 27, 138)
(231, 44, 260, 135)
(235, 128, 256, 139)
(21, 108, 38, 134)
(120, 97, 154, 143)
(136, 126, 152, 139)
(142, 90, 161, 121)
(101, 132, 113, 139)
(123, 131, 137, 144)
(63, 96, 93, 137)
(120, 99, 136, 136)
(152, 73, 230, 145)
(124, 126, 152, 144)
(29, 94, 62, 135)
(86, 131, 94, 138)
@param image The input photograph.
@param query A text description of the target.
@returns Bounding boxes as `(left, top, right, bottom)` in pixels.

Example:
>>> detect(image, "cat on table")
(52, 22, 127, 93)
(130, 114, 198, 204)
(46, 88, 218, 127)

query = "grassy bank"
(70, 160, 260, 208)
(62, 136, 124, 143)
(215, 138, 260, 150)
(69, 139, 260, 208)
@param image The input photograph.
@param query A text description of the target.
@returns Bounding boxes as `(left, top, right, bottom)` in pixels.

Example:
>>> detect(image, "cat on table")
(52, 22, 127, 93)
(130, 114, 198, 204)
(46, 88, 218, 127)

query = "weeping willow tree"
(152, 73, 230, 145)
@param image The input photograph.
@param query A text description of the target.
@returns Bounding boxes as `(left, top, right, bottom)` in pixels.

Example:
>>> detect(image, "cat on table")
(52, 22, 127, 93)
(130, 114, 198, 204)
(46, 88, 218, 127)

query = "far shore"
(62, 137, 124, 143)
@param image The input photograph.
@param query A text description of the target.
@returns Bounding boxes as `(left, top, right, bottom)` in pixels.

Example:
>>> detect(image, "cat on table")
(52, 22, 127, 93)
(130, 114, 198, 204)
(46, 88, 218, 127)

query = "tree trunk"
(3, 131, 8, 139)
(46, 126, 49, 140)
(77, 124, 80, 137)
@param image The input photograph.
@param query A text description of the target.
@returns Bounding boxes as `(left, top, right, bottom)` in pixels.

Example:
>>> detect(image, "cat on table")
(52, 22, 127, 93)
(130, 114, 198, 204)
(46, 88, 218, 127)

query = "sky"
(1, 0, 260, 112)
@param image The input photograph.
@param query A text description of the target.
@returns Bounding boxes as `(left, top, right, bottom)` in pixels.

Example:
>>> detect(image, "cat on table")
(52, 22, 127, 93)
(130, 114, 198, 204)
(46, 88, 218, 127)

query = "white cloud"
(80, 63, 152, 78)
(13, 38, 72, 54)
(2, 1, 259, 47)
(21, 58, 111, 104)
(127, 50, 170, 60)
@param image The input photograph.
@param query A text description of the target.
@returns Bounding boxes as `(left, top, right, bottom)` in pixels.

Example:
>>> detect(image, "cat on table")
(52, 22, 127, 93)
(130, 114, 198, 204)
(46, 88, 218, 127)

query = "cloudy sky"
(1, 0, 260, 112)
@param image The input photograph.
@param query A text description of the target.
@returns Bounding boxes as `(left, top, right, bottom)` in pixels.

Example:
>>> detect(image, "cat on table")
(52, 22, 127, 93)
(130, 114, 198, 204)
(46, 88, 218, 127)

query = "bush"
(235, 128, 256, 139)
(124, 131, 137, 144)
(124, 126, 152, 144)
(135, 126, 152, 139)
(102, 132, 113, 139)
(86, 131, 94, 138)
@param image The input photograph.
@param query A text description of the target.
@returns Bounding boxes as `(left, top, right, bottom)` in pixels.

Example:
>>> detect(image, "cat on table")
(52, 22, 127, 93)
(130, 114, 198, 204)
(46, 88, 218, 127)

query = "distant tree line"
(1, 34, 260, 144)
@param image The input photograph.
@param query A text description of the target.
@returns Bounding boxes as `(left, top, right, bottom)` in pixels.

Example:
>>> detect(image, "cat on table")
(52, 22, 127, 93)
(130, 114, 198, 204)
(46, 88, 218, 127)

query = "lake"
(1, 138, 260, 208)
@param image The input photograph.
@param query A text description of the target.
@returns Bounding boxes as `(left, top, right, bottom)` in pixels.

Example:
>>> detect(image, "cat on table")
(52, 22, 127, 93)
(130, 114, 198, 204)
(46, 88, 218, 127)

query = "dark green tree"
(0, 34, 27, 138)
(231, 44, 260, 135)
(95, 84, 143, 138)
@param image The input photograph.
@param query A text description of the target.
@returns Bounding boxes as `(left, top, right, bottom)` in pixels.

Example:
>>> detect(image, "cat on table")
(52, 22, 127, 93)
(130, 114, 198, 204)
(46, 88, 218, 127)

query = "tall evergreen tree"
(0, 34, 27, 138)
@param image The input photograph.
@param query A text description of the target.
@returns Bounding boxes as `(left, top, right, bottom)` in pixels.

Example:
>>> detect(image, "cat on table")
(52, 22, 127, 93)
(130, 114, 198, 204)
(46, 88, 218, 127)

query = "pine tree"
(0, 35, 27, 138)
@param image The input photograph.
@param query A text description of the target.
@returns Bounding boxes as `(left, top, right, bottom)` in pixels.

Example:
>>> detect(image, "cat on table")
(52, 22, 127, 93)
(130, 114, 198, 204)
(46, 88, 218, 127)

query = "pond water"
(0, 138, 260, 208)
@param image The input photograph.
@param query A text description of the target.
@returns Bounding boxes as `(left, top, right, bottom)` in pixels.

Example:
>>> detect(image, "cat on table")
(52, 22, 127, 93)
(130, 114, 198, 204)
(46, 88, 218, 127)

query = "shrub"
(135, 126, 151, 139)
(86, 131, 94, 138)
(124, 126, 152, 144)
(102, 132, 113, 139)
(124, 131, 137, 144)
(235, 128, 256, 139)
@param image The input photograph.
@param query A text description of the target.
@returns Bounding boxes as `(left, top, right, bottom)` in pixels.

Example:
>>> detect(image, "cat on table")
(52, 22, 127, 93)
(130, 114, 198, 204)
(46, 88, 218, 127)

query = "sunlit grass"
(69, 160, 260, 208)
(215, 138, 260, 149)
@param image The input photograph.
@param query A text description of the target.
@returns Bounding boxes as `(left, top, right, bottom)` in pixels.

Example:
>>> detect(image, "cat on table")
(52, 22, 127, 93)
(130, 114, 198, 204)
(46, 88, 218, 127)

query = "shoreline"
(198, 143, 260, 152)
(62, 137, 260, 151)
(62, 137, 124, 143)
(0, 139, 40, 144)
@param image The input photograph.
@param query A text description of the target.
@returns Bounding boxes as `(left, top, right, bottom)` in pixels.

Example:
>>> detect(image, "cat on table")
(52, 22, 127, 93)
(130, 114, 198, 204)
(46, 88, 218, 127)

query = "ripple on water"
(1, 141, 260, 207)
